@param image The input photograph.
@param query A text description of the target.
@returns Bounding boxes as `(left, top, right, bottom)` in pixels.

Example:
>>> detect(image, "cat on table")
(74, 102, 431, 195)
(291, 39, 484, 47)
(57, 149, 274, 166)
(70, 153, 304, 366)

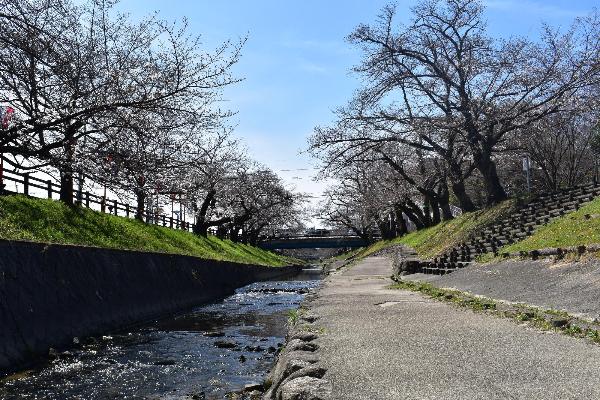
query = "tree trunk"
(193, 222, 209, 237)
(59, 169, 74, 205)
(378, 219, 393, 240)
(395, 207, 408, 236)
(229, 226, 240, 242)
(474, 148, 508, 205)
(447, 161, 476, 212)
(429, 196, 441, 225)
(400, 202, 426, 230)
(135, 190, 145, 220)
(421, 196, 431, 227)
(451, 179, 475, 212)
(216, 226, 227, 239)
(192, 189, 216, 237)
(59, 125, 79, 206)
(438, 184, 453, 221)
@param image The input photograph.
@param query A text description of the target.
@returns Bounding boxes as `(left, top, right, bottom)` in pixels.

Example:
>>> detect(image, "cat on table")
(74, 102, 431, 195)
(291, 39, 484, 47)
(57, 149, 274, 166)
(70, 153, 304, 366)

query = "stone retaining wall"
(0, 239, 300, 374)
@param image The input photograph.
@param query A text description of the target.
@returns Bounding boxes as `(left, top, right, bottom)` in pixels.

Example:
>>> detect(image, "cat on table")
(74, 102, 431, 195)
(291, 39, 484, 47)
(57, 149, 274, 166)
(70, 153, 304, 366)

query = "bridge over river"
(259, 235, 375, 250)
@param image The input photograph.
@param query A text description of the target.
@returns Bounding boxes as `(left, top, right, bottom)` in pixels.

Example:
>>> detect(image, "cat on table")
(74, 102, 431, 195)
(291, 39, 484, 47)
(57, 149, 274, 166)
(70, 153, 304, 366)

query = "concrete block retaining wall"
(0, 239, 300, 374)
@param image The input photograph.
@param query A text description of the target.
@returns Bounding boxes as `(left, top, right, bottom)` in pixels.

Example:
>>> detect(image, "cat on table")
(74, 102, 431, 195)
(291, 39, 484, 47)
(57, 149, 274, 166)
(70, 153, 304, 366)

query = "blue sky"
(123, 0, 597, 218)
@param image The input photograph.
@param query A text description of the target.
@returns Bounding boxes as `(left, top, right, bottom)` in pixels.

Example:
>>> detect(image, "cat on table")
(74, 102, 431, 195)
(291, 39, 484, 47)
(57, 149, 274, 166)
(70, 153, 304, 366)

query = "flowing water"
(0, 272, 320, 400)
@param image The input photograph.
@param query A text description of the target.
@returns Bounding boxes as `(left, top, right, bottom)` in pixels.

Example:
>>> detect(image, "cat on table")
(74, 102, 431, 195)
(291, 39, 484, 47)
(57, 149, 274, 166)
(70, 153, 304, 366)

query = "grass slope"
(349, 199, 517, 260)
(500, 197, 600, 253)
(0, 195, 296, 267)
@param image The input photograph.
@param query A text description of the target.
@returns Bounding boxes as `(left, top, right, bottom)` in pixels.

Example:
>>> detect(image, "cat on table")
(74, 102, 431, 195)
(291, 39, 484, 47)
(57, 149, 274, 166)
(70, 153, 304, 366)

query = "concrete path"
(312, 257, 600, 399)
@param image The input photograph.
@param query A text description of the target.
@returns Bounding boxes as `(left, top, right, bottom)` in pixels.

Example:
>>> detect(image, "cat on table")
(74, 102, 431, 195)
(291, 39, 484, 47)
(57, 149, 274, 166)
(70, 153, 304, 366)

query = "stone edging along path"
(259, 290, 331, 400)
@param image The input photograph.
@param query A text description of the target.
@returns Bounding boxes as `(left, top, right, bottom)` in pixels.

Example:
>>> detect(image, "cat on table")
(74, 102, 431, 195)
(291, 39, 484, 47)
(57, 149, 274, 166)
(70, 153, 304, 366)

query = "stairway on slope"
(419, 182, 600, 275)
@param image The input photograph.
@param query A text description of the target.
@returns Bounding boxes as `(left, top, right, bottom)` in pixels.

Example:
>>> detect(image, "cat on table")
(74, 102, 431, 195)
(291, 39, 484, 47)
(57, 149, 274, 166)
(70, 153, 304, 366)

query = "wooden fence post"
(47, 180, 52, 199)
(85, 192, 90, 208)
(23, 173, 29, 196)
(169, 216, 173, 228)
(126, 204, 130, 217)
(113, 200, 118, 215)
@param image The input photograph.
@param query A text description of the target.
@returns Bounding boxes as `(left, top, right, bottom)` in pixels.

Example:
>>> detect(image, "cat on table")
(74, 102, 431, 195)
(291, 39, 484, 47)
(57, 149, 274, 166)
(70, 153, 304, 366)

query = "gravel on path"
(313, 257, 600, 400)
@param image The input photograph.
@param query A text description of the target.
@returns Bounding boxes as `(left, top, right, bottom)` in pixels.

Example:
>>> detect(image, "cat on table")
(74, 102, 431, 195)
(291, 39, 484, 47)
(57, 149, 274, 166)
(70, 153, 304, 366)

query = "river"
(0, 271, 320, 400)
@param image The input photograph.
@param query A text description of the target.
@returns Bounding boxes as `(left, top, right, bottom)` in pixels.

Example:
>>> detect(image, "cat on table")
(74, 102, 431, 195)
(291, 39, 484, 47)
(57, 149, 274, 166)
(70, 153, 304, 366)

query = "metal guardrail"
(0, 166, 196, 233)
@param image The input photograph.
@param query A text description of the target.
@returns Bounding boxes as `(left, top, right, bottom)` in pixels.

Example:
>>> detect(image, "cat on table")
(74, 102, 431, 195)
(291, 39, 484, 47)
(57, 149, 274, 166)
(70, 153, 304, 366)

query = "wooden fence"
(0, 166, 196, 233)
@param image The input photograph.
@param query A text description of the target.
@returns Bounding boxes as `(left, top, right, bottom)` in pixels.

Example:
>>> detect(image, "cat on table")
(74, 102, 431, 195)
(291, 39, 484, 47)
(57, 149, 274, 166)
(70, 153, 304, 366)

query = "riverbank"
(0, 195, 296, 267)
(0, 239, 301, 375)
(266, 256, 600, 399)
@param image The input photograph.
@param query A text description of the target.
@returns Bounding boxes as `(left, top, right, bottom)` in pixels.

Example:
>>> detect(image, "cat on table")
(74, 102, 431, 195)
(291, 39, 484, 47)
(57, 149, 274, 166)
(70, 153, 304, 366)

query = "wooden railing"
(0, 166, 196, 233)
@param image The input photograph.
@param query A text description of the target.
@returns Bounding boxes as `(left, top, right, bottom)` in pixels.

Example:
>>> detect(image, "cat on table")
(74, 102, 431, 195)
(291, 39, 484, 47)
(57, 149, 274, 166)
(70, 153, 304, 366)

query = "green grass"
(349, 199, 517, 260)
(500, 197, 600, 253)
(0, 195, 297, 267)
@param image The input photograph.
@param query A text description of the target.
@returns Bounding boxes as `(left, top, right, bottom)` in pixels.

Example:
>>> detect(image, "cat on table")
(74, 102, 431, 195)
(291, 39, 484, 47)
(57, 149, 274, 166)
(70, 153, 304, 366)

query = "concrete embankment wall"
(0, 239, 300, 374)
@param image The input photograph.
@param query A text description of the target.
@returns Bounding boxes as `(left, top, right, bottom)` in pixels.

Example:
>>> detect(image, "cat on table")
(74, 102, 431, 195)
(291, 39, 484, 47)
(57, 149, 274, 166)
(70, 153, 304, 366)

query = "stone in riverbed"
(203, 331, 225, 337)
(244, 345, 265, 352)
(213, 340, 237, 349)
(244, 382, 263, 392)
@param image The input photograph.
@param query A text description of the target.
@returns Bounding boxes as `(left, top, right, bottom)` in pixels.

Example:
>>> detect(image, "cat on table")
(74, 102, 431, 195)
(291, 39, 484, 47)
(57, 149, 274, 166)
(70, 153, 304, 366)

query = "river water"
(0, 273, 320, 400)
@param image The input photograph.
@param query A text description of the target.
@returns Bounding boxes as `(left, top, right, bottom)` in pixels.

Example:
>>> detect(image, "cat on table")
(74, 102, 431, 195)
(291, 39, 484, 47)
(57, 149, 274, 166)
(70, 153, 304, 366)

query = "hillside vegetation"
(0, 195, 296, 267)
(348, 199, 517, 260)
(499, 197, 600, 253)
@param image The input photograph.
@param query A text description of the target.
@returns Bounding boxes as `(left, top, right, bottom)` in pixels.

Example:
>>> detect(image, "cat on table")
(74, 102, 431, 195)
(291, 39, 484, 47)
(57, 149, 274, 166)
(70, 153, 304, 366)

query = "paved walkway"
(312, 257, 600, 399)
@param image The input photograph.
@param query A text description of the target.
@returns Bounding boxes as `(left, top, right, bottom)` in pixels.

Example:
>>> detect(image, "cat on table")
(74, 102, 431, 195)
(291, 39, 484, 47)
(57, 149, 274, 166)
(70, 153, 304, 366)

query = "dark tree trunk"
(400, 200, 427, 230)
(395, 207, 408, 236)
(378, 218, 394, 240)
(59, 124, 80, 206)
(229, 226, 240, 242)
(429, 196, 441, 225)
(59, 170, 74, 205)
(216, 226, 228, 239)
(193, 189, 216, 237)
(451, 179, 476, 212)
(474, 148, 508, 205)
(194, 223, 209, 237)
(448, 161, 476, 212)
(438, 184, 453, 221)
(422, 195, 433, 226)
(135, 189, 145, 220)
